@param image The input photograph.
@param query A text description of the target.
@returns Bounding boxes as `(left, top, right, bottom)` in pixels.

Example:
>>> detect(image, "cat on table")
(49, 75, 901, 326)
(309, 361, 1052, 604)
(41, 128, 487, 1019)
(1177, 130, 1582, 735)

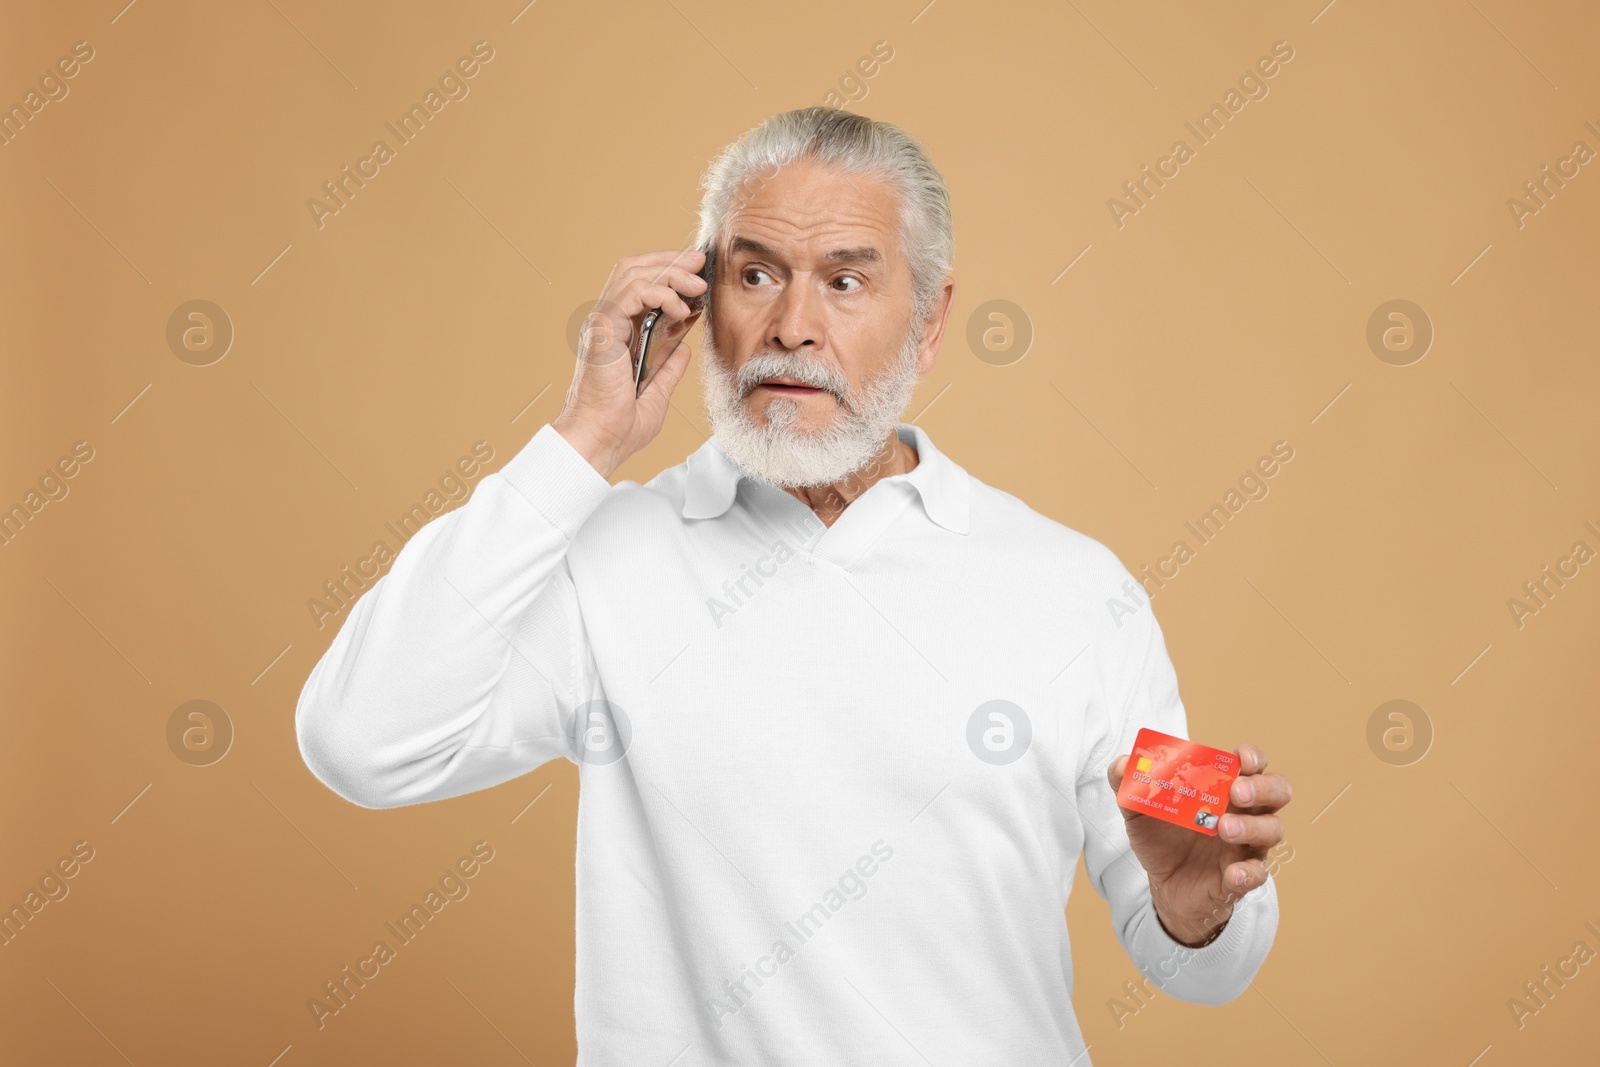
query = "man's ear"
(915, 276, 957, 374)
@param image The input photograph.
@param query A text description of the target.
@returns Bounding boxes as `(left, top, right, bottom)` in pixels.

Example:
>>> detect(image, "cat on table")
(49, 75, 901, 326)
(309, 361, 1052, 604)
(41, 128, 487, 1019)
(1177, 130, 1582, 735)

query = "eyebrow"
(727, 235, 881, 266)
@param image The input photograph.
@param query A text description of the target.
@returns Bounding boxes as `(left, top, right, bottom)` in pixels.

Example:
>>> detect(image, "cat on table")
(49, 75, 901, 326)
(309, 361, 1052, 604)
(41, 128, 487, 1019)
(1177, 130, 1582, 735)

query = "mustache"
(735, 352, 851, 402)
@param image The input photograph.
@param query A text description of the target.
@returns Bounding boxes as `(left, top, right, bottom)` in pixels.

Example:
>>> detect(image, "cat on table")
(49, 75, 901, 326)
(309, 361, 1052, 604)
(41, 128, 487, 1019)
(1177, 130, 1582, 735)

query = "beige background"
(4, 0, 1597, 1063)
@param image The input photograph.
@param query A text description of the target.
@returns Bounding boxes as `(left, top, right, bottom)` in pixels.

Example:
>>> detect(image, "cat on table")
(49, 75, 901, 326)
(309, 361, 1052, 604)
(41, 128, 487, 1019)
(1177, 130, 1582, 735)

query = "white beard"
(698, 317, 923, 489)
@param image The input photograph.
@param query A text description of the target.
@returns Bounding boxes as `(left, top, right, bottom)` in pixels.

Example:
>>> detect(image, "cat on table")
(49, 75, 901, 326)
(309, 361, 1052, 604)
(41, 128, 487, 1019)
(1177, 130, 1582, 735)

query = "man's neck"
(783, 430, 920, 528)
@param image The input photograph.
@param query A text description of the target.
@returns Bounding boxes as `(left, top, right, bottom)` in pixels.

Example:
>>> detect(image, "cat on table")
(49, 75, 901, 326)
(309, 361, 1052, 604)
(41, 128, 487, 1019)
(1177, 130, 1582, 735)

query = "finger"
(630, 283, 696, 324)
(1230, 771, 1293, 811)
(638, 337, 694, 405)
(1218, 811, 1283, 849)
(1234, 742, 1268, 776)
(1223, 857, 1270, 893)
(626, 260, 711, 299)
(638, 310, 702, 390)
(618, 248, 708, 275)
(657, 307, 703, 345)
(1105, 754, 1128, 792)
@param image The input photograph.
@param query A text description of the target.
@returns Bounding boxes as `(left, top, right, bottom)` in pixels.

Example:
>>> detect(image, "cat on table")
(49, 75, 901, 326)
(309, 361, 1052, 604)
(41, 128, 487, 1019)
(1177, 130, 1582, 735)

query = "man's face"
(699, 158, 951, 488)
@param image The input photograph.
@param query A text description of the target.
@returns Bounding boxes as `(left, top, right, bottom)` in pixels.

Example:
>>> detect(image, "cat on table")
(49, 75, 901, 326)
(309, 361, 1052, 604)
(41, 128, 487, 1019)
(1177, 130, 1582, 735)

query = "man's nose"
(769, 278, 824, 351)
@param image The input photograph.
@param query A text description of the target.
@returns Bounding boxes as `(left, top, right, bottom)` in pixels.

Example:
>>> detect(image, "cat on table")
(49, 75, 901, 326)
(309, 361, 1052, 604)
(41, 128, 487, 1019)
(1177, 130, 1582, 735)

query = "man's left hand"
(1104, 743, 1291, 948)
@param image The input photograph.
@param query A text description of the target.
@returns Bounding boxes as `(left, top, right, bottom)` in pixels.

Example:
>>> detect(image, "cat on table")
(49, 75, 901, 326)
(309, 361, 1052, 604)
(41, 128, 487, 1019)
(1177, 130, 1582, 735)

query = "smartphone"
(634, 247, 715, 394)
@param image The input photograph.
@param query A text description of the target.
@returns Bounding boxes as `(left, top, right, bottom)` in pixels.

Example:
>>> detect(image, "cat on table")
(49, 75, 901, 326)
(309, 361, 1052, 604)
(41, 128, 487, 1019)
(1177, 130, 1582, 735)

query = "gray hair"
(694, 106, 954, 330)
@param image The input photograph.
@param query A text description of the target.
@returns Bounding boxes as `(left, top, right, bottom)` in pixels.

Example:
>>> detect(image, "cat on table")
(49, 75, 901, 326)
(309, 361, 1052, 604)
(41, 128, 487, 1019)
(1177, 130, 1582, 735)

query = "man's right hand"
(553, 249, 709, 479)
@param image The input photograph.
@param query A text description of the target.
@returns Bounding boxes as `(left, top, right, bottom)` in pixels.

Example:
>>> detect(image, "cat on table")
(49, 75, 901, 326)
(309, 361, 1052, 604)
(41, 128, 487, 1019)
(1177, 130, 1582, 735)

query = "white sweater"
(296, 420, 1278, 1065)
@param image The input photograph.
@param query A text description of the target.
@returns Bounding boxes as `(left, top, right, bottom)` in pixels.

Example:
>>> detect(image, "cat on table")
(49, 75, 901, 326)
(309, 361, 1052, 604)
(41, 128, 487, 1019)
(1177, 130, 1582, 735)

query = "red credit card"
(1115, 727, 1240, 835)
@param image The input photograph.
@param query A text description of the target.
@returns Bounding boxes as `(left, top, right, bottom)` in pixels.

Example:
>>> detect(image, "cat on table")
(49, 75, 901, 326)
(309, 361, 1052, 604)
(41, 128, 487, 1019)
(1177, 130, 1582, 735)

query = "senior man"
(297, 106, 1290, 1064)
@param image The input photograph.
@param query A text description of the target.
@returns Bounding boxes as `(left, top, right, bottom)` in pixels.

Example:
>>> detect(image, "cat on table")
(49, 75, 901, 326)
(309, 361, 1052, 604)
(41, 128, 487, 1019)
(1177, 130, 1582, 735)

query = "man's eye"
(833, 276, 861, 292)
(743, 268, 772, 285)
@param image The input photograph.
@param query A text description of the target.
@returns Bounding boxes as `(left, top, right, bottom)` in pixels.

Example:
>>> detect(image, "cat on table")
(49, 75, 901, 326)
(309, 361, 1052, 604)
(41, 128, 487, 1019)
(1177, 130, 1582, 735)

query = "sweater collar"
(682, 421, 970, 535)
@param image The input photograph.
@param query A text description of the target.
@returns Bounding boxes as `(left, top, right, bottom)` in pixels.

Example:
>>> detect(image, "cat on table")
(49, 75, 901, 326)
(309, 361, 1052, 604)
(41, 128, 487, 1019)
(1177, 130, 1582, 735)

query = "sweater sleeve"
(1073, 603, 1279, 1004)
(295, 423, 613, 809)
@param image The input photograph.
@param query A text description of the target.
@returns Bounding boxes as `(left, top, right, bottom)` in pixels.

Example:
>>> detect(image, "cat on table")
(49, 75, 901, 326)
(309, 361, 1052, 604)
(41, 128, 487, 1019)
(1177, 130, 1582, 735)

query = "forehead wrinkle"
(730, 198, 890, 235)
(724, 209, 895, 268)
(730, 170, 896, 236)
(832, 171, 904, 243)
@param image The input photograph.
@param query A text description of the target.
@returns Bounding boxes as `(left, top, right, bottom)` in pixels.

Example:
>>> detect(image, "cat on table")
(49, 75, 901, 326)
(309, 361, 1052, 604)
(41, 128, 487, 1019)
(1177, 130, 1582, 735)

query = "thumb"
(638, 337, 694, 411)
(1106, 753, 1129, 792)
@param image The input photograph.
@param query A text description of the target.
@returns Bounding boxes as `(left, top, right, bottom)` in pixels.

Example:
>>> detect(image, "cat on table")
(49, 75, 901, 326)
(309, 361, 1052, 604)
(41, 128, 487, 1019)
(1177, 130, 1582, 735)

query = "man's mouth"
(754, 377, 826, 396)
